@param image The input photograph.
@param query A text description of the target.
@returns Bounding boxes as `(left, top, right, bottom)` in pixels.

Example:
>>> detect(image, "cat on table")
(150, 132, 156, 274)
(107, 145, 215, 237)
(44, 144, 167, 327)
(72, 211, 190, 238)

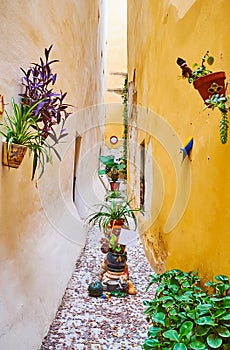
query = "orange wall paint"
(127, 0, 230, 281)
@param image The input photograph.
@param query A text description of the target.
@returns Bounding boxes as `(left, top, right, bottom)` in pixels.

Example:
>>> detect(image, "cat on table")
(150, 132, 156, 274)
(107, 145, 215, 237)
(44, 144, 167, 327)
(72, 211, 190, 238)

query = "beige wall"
(0, 1, 105, 349)
(104, 0, 127, 147)
(105, 0, 127, 104)
(127, 0, 230, 281)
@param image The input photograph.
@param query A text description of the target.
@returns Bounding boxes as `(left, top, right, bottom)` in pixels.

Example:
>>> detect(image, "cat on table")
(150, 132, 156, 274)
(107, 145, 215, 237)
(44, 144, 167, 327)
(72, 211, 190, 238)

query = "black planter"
(107, 250, 127, 273)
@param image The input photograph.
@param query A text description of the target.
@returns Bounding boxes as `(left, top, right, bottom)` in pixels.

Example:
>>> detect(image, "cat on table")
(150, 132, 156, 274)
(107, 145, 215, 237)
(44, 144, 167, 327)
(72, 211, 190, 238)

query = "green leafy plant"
(0, 98, 51, 179)
(177, 51, 214, 84)
(98, 155, 126, 182)
(143, 269, 230, 350)
(104, 189, 126, 202)
(177, 51, 229, 145)
(189, 51, 214, 84)
(87, 199, 141, 252)
(87, 198, 140, 232)
(0, 45, 71, 179)
(204, 94, 229, 144)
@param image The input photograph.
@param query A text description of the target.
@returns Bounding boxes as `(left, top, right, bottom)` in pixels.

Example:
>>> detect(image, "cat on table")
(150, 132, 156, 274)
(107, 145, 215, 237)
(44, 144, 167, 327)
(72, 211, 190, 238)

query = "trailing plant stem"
(219, 108, 229, 144)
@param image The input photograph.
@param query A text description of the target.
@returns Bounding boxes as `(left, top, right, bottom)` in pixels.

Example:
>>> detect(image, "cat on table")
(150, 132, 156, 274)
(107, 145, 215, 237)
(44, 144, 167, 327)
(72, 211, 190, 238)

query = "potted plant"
(0, 45, 71, 178)
(0, 98, 51, 178)
(87, 198, 140, 235)
(98, 155, 126, 190)
(177, 51, 229, 144)
(143, 269, 230, 349)
(104, 189, 126, 202)
(87, 199, 141, 276)
(177, 51, 226, 102)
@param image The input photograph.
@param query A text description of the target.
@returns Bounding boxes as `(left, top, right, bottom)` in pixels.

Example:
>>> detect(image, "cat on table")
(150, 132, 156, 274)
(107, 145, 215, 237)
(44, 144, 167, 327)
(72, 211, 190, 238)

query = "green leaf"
(170, 284, 179, 293)
(98, 169, 107, 175)
(207, 56, 214, 65)
(213, 308, 228, 319)
(190, 340, 207, 349)
(216, 325, 230, 338)
(99, 155, 114, 164)
(152, 312, 165, 325)
(173, 344, 187, 350)
(32, 151, 38, 180)
(222, 313, 230, 321)
(196, 304, 212, 314)
(197, 316, 216, 326)
(148, 326, 162, 338)
(223, 295, 230, 308)
(143, 338, 160, 348)
(169, 309, 178, 316)
(163, 329, 179, 341)
(207, 334, 222, 348)
(215, 275, 229, 283)
(196, 325, 211, 336)
(180, 321, 193, 337)
(187, 311, 196, 320)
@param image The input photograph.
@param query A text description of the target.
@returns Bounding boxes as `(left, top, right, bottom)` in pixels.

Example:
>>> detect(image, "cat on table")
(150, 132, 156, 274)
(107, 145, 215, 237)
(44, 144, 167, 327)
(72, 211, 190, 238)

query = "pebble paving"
(40, 225, 156, 350)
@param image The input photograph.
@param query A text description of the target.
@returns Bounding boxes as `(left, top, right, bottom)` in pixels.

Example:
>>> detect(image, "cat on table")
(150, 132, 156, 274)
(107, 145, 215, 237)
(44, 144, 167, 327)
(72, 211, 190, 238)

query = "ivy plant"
(143, 269, 230, 350)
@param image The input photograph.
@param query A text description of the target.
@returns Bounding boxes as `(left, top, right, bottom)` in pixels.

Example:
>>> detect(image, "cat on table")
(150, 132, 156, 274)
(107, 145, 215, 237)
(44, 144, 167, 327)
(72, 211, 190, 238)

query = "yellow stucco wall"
(128, 0, 230, 281)
(0, 1, 105, 349)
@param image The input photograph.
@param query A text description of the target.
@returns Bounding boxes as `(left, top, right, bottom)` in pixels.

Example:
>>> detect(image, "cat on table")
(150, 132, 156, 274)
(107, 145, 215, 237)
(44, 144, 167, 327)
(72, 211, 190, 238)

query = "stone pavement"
(40, 226, 156, 350)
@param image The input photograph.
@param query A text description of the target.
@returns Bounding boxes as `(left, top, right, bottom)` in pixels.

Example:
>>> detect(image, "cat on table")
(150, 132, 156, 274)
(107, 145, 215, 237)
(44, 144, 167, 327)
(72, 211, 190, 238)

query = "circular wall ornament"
(110, 135, 118, 144)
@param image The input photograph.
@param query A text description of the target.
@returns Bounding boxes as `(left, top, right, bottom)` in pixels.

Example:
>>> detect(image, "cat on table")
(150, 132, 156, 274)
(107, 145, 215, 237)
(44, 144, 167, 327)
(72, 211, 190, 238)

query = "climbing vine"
(121, 74, 128, 179)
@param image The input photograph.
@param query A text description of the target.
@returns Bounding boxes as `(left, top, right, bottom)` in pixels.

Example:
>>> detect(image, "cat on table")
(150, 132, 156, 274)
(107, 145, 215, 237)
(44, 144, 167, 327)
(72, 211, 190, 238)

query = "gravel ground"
(40, 226, 156, 350)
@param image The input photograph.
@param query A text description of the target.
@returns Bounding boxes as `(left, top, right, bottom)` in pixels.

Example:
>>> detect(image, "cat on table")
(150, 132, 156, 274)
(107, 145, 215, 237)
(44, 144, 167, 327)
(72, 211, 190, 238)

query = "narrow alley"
(1, 2, 230, 349)
(40, 226, 155, 350)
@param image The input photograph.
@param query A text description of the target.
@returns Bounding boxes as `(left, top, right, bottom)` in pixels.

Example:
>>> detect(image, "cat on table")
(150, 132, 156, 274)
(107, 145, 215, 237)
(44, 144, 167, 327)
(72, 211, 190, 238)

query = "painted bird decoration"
(180, 136, 193, 162)
(177, 57, 193, 79)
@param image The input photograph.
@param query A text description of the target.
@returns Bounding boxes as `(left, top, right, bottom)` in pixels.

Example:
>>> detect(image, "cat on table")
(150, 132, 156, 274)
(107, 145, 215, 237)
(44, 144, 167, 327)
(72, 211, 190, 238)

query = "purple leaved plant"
(19, 45, 71, 144)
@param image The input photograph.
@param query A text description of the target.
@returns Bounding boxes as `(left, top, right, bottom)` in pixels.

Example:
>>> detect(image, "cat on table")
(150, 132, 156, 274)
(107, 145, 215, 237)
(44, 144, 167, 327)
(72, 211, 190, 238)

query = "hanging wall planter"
(193, 71, 226, 102)
(2, 141, 27, 168)
(176, 51, 227, 103)
(177, 51, 229, 144)
(0, 45, 71, 179)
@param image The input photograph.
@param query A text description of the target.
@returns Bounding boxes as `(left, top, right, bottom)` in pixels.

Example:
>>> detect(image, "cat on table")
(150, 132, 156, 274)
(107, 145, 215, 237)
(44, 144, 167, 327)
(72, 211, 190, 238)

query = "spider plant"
(104, 189, 126, 202)
(87, 199, 141, 233)
(0, 98, 52, 179)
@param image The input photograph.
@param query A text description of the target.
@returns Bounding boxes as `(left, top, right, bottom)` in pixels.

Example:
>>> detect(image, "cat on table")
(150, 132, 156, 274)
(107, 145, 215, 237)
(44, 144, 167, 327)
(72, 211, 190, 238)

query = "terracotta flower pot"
(110, 181, 120, 191)
(2, 142, 27, 168)
(193, 71, 226, 102)
(109, 219, 124, 228)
